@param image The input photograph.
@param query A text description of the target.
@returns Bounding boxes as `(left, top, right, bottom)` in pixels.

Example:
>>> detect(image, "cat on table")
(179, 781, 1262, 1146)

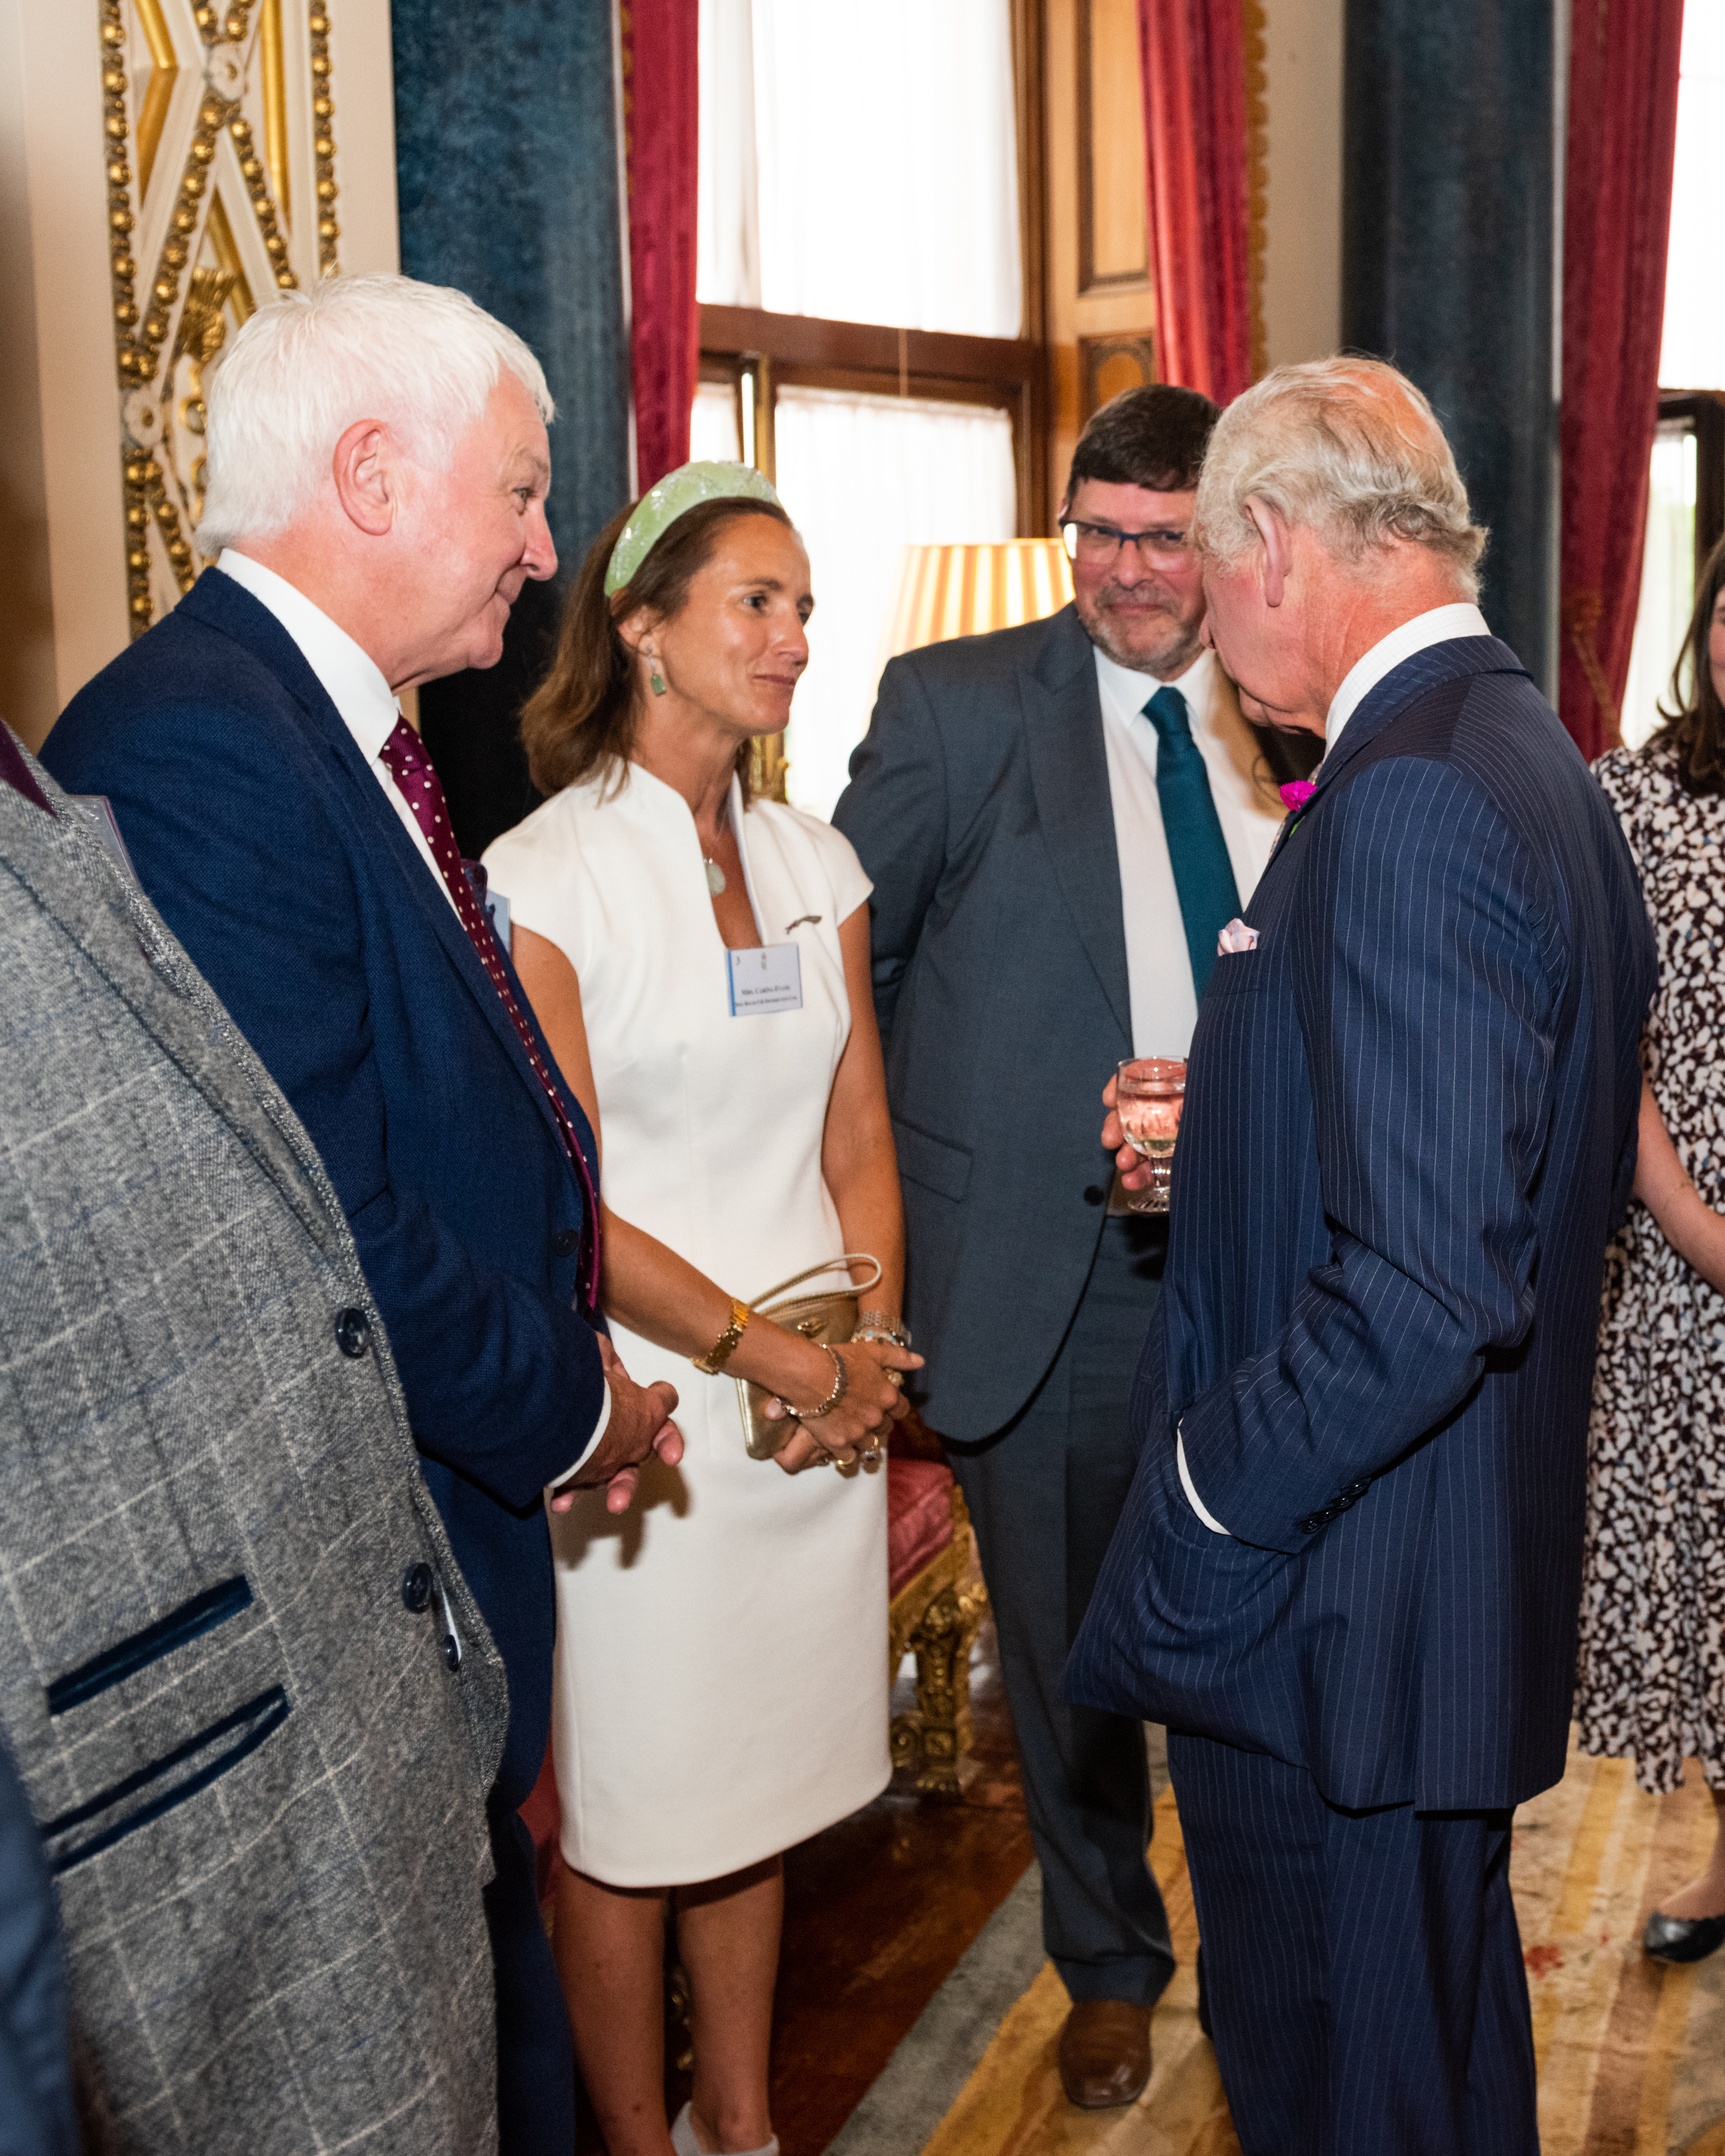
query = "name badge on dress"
(727, 943, 803, 1017)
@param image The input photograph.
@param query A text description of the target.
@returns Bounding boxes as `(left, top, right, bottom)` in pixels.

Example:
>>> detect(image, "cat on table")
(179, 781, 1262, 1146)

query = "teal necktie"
(1143, 686, 1241, 1001)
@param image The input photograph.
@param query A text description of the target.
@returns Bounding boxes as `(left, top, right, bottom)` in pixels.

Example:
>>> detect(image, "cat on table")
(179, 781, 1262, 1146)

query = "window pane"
(698, 0, 1022, 339)
(772, 387, 1017, 818)
(1622, 421, 1698, 749)
(1659, 3, 1725, 390)
(690, 380, 743, 464)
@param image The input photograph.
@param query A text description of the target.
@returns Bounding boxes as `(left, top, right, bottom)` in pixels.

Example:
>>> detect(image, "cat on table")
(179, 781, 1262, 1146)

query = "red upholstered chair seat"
(888, 1454, 961, 1597)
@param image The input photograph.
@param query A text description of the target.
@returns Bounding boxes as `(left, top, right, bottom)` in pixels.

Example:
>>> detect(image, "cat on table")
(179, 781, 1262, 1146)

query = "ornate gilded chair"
(886, 1433, 988, 1798)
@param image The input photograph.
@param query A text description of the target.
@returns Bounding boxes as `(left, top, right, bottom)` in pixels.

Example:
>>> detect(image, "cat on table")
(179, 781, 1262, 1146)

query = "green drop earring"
(648, 655, 667, 697)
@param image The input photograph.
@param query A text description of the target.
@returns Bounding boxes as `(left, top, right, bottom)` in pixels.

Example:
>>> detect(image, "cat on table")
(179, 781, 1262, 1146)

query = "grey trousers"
(947, 1215, 1175, 2005)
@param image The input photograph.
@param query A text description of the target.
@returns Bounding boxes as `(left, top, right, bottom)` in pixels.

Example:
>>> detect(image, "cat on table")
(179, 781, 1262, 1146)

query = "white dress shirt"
(1094, 644, 1287, 1058)
(216, 550, 459, 918)
(1176, 598, 1491, 1538)
(217, 550, 609, 1474)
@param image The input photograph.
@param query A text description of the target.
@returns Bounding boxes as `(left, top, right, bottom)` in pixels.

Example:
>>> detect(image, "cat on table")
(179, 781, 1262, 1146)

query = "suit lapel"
(1020, 609, 1133, 1042)
(1309, 636, 1525, 806)
(1251, 635, 1528, 904)
(181, 574, 592, 1188)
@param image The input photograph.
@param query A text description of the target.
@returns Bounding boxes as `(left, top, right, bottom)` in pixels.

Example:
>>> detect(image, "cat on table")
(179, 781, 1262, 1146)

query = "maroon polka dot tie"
(380, 718, 601, 1313)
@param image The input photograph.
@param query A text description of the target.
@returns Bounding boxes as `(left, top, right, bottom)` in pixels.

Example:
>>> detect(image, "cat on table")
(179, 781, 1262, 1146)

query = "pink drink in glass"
(1115, 1058, 1186, 1213)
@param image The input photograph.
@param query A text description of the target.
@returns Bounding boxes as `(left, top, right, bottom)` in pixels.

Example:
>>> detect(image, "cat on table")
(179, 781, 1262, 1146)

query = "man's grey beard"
(1077, 591, 1205, 681)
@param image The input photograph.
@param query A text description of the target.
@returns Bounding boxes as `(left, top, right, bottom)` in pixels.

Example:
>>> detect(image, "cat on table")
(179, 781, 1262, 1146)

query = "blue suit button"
(335, 1307, 370, 1358)
(553, 1228, 581, 1257)
(402, 1563, 433, 1613)
(1082, 1186, 1106, 1207)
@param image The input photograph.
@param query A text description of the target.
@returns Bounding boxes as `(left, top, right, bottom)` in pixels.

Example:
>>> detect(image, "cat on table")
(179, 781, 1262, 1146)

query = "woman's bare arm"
(1633, 1073, 1725, 1293)
(820, 904, 906, 1317)
(510, 923, 917, 1463)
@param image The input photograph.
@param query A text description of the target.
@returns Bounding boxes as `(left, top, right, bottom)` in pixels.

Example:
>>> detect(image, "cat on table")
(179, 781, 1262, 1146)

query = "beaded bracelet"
(796, 1343, 849, 1420)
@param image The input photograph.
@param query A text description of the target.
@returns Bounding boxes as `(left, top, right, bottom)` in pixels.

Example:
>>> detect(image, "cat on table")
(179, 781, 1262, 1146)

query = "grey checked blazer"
(0, 749, 509, 2153)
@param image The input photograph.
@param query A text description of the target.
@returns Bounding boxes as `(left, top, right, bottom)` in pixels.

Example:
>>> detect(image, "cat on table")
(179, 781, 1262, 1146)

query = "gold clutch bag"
(736, 1254, 882, 1460)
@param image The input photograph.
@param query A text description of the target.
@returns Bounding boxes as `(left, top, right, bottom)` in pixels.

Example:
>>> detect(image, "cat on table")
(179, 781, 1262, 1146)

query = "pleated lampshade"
(878, 540, 1074, 661)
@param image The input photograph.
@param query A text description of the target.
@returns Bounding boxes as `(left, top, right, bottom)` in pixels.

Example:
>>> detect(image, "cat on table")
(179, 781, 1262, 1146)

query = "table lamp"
(878, 540, 1075, 663)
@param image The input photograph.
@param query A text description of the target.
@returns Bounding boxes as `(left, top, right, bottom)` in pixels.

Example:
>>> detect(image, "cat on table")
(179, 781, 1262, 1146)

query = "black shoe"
(1643, 1908, 1725, 1964)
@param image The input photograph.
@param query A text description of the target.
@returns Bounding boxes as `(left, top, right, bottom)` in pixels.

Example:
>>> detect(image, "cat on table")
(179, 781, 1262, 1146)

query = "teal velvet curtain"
(391, 0, 632, 852)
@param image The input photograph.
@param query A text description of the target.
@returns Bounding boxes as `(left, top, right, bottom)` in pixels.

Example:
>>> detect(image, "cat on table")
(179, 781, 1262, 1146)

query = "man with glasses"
(834, 386, 1316, 2111)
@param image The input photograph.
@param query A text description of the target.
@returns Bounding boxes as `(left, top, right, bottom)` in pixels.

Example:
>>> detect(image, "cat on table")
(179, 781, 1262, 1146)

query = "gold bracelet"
(796, 1344, 849, 1420)
(693, 1298, 751, 1375)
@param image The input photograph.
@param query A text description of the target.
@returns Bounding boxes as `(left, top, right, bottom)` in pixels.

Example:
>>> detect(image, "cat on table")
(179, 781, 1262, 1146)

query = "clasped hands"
(760, 1336, 923, 1476)
(549, 1329, 924, 1514)
(550, 1335, 683, 1516)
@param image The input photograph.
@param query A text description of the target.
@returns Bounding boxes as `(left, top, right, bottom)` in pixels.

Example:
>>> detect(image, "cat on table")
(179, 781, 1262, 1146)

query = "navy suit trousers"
(486, 1801, 574, 2156)
(1169, 1733, 1537, 2154)
(948, 1217, 1174, 2004)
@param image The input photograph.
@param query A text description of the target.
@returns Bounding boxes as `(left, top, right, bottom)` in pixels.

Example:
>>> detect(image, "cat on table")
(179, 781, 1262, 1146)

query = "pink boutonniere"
(1280, 780, 1316, 815)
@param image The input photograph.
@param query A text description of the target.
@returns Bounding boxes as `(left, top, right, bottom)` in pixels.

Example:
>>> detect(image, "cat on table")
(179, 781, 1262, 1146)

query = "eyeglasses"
(1060, 520, 1194, 569)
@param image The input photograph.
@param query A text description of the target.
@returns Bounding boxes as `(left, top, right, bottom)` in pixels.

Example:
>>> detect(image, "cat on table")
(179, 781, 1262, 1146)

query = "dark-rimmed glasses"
(1060, 520, 1194, 569)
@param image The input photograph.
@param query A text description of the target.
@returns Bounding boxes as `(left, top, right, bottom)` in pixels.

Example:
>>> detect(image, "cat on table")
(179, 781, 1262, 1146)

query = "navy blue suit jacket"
(43, 570, 606, 1807)
(1067, 637, 1656, 1812)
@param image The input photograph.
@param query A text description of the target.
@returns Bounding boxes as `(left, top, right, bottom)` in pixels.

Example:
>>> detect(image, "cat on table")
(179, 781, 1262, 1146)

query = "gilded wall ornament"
(99, 0, 342, 636)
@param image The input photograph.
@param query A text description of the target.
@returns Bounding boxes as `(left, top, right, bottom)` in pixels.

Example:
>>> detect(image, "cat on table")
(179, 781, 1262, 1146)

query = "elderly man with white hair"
(1068, 358, 1655, 2151)
(45, 273, 682, 2156)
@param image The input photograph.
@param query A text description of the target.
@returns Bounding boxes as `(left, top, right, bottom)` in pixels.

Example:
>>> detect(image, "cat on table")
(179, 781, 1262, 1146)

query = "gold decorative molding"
(100, 0, 344, 636)
(259, 0, 289, 226)
(130, 0, 178, 196)
(1243, 0, 1269, 382)
(309, 8, 341, 274)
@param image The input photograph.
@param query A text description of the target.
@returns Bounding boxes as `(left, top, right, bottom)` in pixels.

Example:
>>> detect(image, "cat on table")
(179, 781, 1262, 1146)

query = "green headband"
(604, 461, 786, 595)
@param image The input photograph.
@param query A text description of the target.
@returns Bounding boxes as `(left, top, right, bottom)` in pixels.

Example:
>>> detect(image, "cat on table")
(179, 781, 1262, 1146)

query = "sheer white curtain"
(696, 0, 761, 309)
(689, 380, 743, 464)
(774, 389, 1016, 818)
(1622, 422, 1699, 747)
(697, 0, 1021, 338)
(1658, 1, 1725, 391)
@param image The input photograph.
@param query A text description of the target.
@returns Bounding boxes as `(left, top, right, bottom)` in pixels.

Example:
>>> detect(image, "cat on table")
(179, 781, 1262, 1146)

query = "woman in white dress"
(483, 465, 917, 2156)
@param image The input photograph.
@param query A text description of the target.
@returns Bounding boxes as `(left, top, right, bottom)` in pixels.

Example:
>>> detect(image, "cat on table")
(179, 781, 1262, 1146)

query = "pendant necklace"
(702, 807, 727, 896)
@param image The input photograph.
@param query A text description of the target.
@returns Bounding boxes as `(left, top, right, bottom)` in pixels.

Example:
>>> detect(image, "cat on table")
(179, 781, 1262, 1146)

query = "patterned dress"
(1576, 738, 1725, 1794)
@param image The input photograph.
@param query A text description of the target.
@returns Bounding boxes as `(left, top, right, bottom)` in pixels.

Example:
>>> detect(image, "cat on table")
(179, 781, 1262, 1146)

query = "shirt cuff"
(1176, 1428, 1232, 1536)
(550, 1383, 611, 1491)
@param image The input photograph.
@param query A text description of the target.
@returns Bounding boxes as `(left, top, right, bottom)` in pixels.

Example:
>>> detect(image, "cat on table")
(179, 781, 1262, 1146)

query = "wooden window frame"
(696, 2, 1054, 530)
(699, 304, 1050, 536)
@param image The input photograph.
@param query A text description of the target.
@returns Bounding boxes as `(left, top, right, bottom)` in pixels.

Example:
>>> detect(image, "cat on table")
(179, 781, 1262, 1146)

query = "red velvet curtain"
(620, 0, 700, 493)
(1136, 0, 1252, 407)
(1559, 0, 1685, 759)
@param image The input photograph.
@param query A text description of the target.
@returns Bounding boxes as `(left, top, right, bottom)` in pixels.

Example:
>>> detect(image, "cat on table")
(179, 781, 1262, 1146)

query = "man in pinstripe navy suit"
(1069, 357, 1655, 2152)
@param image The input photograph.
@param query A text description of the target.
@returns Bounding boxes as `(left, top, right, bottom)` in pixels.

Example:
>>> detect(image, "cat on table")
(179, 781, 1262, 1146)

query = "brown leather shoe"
(1057, 1998, 1153, 2109)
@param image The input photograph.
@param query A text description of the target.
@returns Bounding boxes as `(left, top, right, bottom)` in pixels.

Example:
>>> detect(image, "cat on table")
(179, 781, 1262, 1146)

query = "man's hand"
(1101, 1073, 1158, 1191)
(549, 1336, 682, 1516)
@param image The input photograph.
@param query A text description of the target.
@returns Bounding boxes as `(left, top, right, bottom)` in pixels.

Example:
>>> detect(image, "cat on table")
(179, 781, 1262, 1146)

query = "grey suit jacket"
(0, 751, 508, 2153)
(832, 604, 1314, 1441)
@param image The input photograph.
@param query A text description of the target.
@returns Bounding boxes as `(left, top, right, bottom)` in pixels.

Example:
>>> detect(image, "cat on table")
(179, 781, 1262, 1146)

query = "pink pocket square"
(1218, 918, 1259, 955)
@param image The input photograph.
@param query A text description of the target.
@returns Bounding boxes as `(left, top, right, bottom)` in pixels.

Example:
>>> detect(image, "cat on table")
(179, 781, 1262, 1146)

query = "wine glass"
(1114, 1058, 1186, 1214)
